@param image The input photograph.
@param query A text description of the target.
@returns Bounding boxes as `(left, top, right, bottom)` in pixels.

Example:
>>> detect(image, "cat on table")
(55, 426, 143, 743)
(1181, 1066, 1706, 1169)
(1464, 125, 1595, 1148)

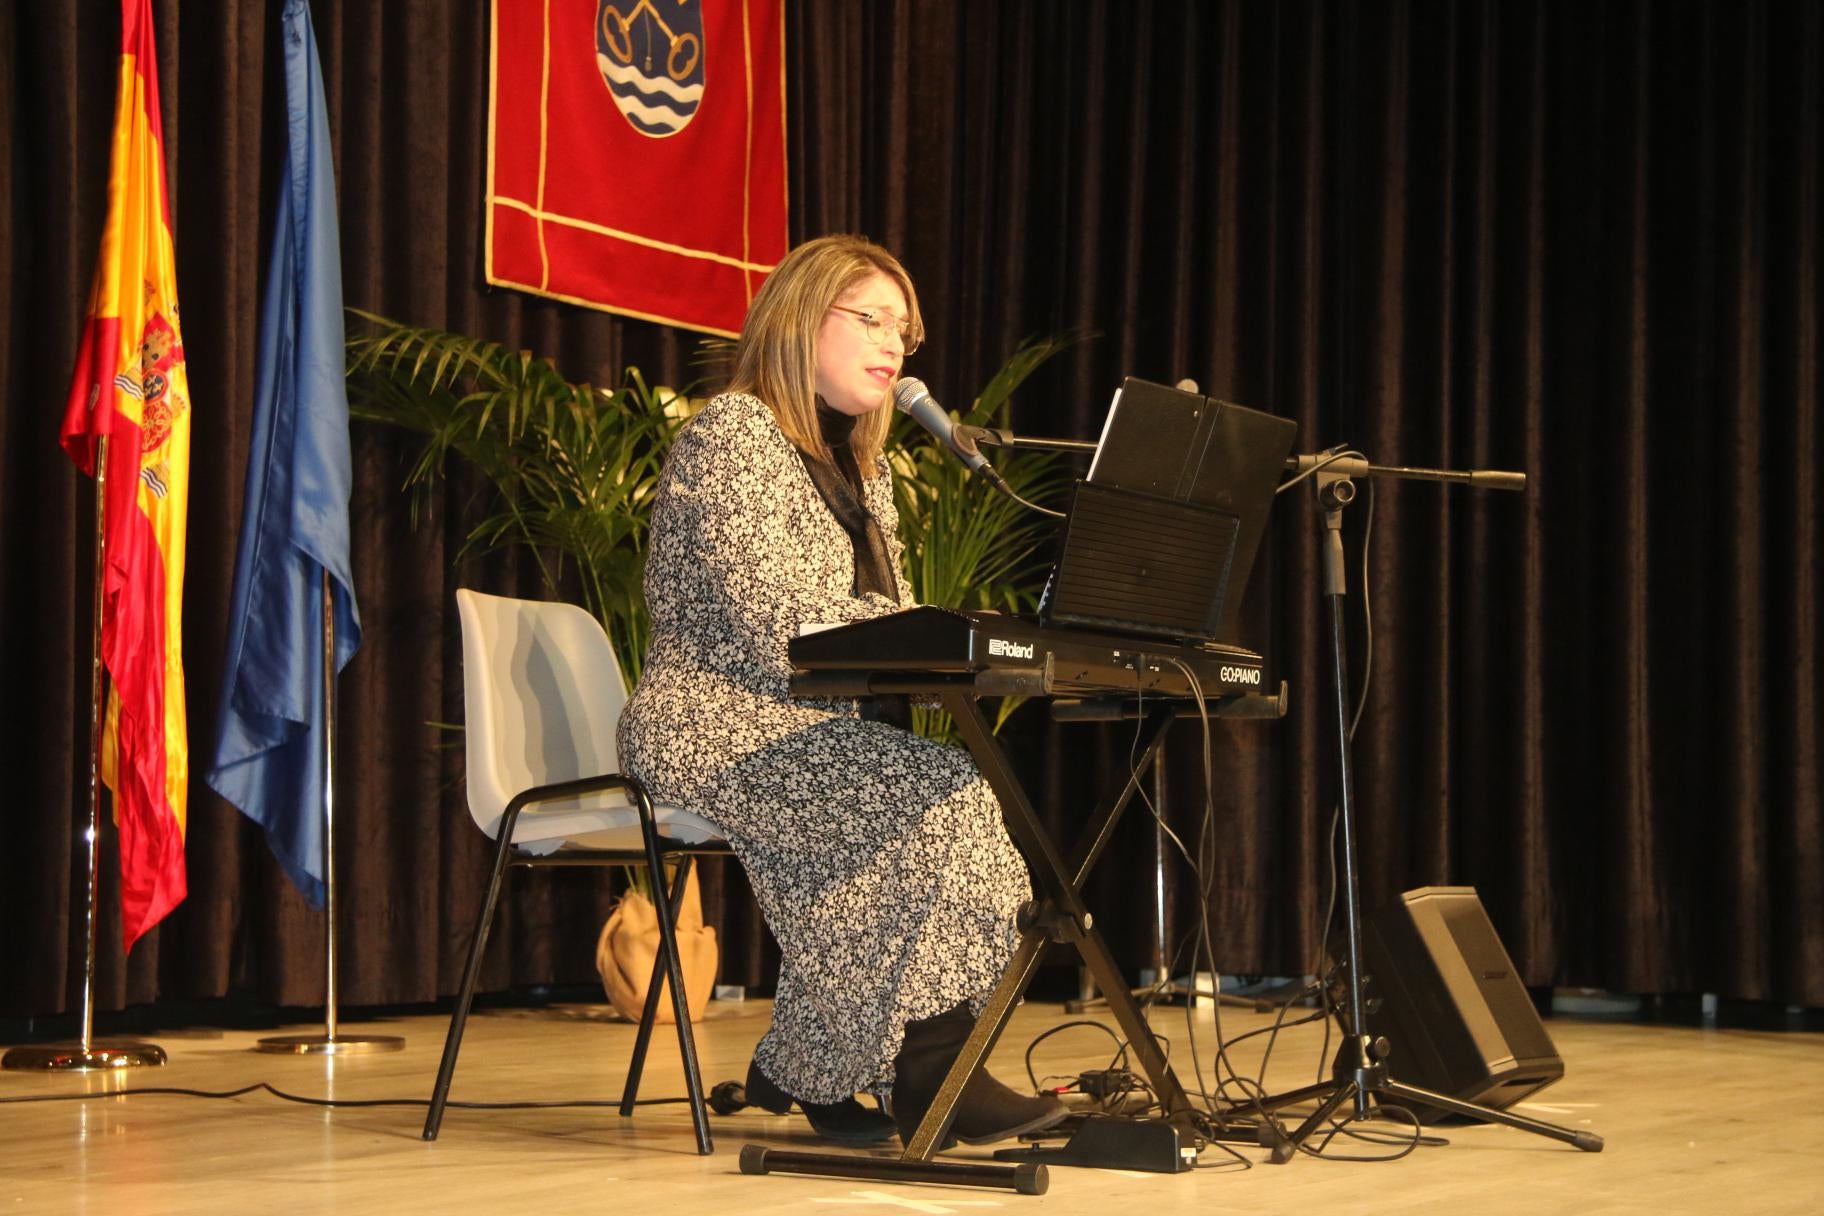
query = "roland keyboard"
(787, 606, 1276, 702)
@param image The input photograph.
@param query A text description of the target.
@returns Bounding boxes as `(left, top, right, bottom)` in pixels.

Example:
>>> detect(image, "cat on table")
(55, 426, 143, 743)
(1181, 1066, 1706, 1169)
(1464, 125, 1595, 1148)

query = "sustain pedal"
(993, 1115, 1197, 1173)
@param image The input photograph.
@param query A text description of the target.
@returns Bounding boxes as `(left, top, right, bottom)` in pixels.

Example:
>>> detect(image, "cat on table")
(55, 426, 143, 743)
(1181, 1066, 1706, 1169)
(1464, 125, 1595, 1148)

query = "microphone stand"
(1242, 448, 1603, 1162)
(956, 425, 1097, 456)
(1283, 449, 1528, 491)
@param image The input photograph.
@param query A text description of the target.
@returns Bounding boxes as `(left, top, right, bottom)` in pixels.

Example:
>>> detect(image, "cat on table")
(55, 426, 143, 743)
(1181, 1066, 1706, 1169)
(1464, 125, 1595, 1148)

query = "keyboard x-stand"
(738, 608, 1287, 1195)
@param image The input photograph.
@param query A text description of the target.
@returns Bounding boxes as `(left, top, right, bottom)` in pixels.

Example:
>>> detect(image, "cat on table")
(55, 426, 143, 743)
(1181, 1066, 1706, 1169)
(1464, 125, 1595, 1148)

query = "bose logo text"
(1219, 665, 1262, 685)
(988, 638, 1035, 660)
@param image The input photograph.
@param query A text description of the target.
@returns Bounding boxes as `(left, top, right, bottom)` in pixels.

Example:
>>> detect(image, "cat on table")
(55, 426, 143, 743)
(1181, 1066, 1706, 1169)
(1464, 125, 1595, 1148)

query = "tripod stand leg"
(1378, 1081, 1603, 1151)
(1227, 1078, 1333, 1117)
(1271, 1081, 1359, 1164)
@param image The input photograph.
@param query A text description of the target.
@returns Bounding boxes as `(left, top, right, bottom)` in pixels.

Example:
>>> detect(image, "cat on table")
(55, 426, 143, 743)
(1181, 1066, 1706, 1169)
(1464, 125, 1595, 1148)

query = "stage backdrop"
(1, 0, 1818, 1021)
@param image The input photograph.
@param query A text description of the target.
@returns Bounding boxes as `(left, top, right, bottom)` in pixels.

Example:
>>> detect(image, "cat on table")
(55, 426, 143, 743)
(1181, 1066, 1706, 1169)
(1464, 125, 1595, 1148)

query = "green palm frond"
(966, 331, 1088, 422)
(891, 335, 1084, 739)
(346, 310, 691, 681)
(347, 310, 1080, 737)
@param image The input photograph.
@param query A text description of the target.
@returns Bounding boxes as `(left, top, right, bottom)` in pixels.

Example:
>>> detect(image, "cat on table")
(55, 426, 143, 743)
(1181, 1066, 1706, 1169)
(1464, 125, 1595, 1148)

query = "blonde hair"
(727, 234, 922, 471)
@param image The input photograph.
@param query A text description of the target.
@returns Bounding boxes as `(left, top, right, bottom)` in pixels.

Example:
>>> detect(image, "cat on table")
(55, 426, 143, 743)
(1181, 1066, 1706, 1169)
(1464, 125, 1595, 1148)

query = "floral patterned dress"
(618, 392, 1031, 1102)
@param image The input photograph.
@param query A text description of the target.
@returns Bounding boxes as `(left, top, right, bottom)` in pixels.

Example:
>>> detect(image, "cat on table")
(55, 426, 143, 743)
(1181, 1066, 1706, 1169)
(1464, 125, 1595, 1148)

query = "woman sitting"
(618, 234, 1066, 1147)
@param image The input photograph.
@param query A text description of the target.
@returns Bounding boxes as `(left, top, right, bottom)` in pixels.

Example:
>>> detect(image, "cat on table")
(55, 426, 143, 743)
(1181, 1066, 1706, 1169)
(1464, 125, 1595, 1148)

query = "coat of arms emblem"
(595, 1, 706, 137)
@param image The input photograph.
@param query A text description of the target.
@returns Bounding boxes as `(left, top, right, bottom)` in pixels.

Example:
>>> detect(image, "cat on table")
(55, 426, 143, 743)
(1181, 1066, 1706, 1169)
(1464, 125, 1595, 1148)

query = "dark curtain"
(2, 0, 1818, 1019)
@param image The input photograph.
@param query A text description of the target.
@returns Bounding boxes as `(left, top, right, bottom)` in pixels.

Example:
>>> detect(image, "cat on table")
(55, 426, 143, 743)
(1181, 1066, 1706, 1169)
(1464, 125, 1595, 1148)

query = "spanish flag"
(59, 0, 190, 951)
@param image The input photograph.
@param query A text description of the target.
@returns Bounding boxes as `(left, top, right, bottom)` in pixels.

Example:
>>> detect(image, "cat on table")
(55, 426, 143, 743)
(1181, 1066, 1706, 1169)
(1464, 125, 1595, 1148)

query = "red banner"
(487, 0, 788, 336)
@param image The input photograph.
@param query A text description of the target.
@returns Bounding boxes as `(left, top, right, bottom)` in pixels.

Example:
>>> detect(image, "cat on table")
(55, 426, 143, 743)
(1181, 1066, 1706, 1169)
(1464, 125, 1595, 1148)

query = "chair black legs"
(620, 855, 688, 1112)
(422, 780, 720, 1156)
(624, 834, 714, 1152)
(424, 793, 527, 1140)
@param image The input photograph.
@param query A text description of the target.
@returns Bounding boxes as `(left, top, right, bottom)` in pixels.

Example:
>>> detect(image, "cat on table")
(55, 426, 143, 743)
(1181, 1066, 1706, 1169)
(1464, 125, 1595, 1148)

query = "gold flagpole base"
(252, 1033, 405, 1055)
(3, 1042, 168, 1071)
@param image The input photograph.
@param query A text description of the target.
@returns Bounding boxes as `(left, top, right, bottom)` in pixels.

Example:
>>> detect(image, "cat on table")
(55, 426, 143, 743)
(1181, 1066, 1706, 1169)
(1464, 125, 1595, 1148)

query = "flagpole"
(6, 437, 166, 1072)
(253, 572, 401, 1055)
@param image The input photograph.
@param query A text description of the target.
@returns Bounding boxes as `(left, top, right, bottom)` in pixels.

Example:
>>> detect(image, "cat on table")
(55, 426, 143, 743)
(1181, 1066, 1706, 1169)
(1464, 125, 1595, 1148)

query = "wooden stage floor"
(3, 996, 1820, 1214)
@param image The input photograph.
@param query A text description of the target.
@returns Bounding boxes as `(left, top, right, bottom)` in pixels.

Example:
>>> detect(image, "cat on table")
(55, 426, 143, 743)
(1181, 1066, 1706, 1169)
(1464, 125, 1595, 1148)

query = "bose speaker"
(1362, 886, 1563, 1121)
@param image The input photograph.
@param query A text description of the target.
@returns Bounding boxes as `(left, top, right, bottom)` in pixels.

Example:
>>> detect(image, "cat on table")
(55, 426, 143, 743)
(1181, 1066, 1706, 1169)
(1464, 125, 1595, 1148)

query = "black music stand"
(1046, 379, 1298, 1014)
(1080, 378, 1298, 640)
(1235, 453, 1604, 1161)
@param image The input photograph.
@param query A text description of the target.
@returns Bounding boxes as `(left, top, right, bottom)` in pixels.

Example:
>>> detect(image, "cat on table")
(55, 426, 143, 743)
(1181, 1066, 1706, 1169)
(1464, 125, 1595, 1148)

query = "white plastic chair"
(424, 589, 732, 1153)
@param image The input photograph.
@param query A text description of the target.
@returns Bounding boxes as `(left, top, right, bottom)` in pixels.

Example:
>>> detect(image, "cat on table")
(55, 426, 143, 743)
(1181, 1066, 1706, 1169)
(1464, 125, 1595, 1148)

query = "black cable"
(1124, 658, 1296, 1149)
(0, 1082, 689, 1110)
(1022, 1018, 1129, 1093)
(1295, 1103, 1431, 1163)
(1171, 661, 1309, 1152)
(1294, 471, 1385, 1149)
(1242, 975, 1324, 1091)
(1352, 477, 1376, 739)
(998, 481, 1065, 519)
(1124, 677, 1224, 1114)
(1217, 1002, 1328, 1054)
(1013, 470, 1390, 1163)
(1019, 667, 1275, 1171)
(1275, 447, 1362, 495)
(1170, 468, 1386, 1155)
(1321, 1112, 1447, 1150)
(1168, 661, 1243, 1108)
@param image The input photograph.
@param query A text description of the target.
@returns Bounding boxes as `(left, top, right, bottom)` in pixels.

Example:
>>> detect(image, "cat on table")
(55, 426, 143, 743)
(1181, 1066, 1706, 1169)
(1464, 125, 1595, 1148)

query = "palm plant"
(345, 309, 689, 682)
(889, 337, 1076, 738)
(344, 312, 1075, 737)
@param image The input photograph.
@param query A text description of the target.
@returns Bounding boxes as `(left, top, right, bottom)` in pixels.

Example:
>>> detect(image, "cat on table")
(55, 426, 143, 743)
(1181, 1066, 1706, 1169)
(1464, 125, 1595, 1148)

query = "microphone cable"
(980, 467, 1064, 519)
(0, 1080, 692, 1111)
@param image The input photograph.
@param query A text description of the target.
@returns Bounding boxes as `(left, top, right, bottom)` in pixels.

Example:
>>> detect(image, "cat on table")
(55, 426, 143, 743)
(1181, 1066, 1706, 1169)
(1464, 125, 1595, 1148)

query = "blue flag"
(204, 0, 358, 908)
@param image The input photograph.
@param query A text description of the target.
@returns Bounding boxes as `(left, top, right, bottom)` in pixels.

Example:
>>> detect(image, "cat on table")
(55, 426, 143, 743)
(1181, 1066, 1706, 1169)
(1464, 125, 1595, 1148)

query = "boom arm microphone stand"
(956, 424, 1096, 455)
(1245, 449, 1604, 1162)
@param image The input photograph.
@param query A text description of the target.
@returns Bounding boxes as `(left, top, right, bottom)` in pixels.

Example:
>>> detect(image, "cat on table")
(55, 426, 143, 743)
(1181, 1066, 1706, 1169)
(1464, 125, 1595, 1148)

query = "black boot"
(743, 1059, 898, 1146)
(890, 1004, 1068, 1146)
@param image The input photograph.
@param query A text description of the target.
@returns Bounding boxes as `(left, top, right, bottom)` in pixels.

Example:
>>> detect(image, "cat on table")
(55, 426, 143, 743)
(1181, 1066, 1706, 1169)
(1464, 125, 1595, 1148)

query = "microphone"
(893, 377, 1004, 486)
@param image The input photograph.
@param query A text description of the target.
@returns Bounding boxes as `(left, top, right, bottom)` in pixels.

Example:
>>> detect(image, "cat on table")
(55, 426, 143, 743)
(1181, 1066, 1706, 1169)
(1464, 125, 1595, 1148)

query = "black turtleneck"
(800, 401, 909, 729)
(801, 403, 900, 605)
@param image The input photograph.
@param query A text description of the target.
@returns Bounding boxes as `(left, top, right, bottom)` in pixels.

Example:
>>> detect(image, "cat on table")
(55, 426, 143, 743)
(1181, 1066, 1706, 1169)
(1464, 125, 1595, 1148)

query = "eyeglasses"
(829, 305, 923, 354)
